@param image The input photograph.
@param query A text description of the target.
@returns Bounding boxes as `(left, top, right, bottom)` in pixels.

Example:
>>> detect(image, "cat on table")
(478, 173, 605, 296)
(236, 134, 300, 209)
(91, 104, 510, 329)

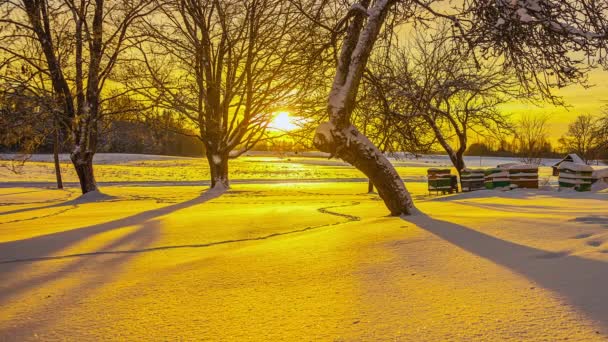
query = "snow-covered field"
(1, 154, 608, 340)
(4, 152, 600, 185)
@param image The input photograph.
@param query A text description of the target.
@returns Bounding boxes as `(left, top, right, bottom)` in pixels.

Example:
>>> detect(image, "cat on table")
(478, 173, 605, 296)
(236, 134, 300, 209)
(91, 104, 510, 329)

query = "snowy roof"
(497, 162, 519, 169)
(558, 161, 593, 172)
(499, 163, 538, 170)
(553, 154, 585, 167)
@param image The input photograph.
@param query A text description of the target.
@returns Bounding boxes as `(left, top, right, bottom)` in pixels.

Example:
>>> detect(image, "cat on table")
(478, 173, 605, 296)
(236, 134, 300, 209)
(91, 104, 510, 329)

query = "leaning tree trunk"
(312, 0, 413, 216)
(70, 151, 97, 194)
(53, 127, 63, 189)
(314, 123, 414, 216)
(206, 151, 230, 190)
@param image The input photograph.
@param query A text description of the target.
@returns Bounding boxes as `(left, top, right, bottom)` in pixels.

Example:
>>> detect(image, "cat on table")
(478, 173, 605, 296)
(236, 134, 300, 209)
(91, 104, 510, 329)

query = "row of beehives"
(460, 163, 539, 191)
(459, 162, 598, 192)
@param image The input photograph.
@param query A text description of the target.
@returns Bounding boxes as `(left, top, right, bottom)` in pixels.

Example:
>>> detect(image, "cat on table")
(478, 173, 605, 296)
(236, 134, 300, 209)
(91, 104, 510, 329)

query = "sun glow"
(269, 112, 299, 131)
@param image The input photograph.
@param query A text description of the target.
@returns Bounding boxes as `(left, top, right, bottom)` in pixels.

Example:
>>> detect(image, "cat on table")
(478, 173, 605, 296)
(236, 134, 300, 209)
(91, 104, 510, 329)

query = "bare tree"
(515, 114, 551, 165)
(369, 29, 514, 177)
(559, 114, 607, 164)
(0, 19, 66, 187)
(0, 0, 155, 194)
(310, 0, 421, 215)
(461, 0, 608, 99)
(356, 69, 436, 193)
(300, 0, 607, 215)
(125, 0, 312, 189)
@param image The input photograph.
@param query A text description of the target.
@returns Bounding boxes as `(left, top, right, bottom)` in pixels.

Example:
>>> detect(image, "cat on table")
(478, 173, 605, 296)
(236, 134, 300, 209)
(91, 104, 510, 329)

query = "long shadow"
(0, 189, 47, 197)
(0, 220, 161, 305)
(405, 212, 608, 332)
(0, 188, 224, 267)
(0, 190, 110, 216)
(0, 201, 361, 266)
(0, 220, 161, 338)
(428, 189, 608, 203)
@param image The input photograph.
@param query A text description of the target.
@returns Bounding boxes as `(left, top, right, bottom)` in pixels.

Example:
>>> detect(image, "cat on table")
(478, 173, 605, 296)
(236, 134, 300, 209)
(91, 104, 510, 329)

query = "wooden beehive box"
(461, 168, 485, 192)
(507, 164, 539, 189)
(427, 168, 453, 194)
(484, 168, 510, 189)
(558, 161, 594, 192)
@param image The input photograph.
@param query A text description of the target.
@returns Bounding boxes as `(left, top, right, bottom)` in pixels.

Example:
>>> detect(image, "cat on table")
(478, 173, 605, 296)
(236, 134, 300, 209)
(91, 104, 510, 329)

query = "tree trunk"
(207, 151, 229, 190)
(315, 0, 412, 215)
(367, 179, 374, 193)
(454, 150, 466, 178)
(71, 151, 97, 194)
(315, 123, 414, 216)
(53, 128, 63, 189)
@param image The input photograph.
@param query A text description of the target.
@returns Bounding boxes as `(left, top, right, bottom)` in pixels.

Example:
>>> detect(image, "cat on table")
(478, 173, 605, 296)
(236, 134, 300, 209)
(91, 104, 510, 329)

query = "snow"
(1, 154, 608, 339)
(211, 154, 222, 165)
(516, 7, 536, 22)
(554, 153, 586, 166)
(1, 181, 607, 339)
(313, 122, 335, 148)
(559, 161, 594, 172)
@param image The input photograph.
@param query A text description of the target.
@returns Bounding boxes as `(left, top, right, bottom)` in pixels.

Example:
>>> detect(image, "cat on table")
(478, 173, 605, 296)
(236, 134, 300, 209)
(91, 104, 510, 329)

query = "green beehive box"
(427, 168, 454, 193)
(461, 168, 485, 192)
(484, 168, 510, 189)
(558, 162, 594, 192)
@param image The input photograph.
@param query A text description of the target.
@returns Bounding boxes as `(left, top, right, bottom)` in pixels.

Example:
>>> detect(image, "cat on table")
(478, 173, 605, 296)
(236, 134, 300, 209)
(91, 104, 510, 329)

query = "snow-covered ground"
(1, 154, 607, 340)
(2, 153, 604, 186)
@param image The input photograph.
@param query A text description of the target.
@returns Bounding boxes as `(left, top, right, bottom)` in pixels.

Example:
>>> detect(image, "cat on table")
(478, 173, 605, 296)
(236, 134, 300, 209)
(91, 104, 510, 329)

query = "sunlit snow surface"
(0, 154, 607, 340)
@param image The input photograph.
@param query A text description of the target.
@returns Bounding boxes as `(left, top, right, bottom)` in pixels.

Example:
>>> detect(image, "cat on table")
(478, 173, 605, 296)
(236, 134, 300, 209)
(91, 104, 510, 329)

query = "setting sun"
(269, 111, 299, 131)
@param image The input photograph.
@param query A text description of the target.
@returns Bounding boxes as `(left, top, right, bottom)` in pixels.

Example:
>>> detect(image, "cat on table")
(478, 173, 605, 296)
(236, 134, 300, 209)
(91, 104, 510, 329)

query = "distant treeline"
(465, 141, 608, 161)
(0, 105, 204, 157)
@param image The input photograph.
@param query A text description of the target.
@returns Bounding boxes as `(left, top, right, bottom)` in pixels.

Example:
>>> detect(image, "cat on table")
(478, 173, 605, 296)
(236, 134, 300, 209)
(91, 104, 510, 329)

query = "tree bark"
(367, 179, 374, 193)
(71, 151, 97, 194)
(53, 127, 63, 189)
(453, 150, 465, 178)
(312, 0, 414, 216)
(206, 151, 230, 190)
(315, 123, 414, 216)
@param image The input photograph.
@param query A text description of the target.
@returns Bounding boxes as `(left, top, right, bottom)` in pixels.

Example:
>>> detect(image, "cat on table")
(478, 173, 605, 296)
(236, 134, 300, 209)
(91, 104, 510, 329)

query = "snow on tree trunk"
(315, 122, 414, 216)
(70, 150, 96, 194)
(314, 0, 415, 216)
(207, 151, 230, 190)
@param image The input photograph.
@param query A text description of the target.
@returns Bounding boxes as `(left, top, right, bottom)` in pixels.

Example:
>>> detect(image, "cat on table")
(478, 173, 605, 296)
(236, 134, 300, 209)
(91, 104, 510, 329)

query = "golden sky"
(499, 68, 608, 142)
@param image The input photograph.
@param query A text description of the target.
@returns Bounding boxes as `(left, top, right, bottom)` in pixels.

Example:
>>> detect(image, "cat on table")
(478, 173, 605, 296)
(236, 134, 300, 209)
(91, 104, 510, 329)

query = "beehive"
(507, 164, 539, 189)
(427, 168, 453, 194)
(484, 168, 510, 189)
(558, 162, 594, 192)
(460, 168, 485, 192)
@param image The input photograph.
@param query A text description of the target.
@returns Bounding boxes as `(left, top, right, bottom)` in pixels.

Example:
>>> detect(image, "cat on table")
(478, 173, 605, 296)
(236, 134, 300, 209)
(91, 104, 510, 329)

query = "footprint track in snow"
(572, 233, 594, 239)
(0, 202, 362, 264)
(535, 250, 572, 259)
(587, 240, 604, 247)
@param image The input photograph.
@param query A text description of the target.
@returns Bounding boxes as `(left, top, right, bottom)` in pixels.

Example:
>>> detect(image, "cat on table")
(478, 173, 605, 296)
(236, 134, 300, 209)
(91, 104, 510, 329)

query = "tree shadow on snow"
(0, 220, 162, 338)
(0, 188, 225, 269)
(0, 187, 225, 338)
(0, 189, 115, 216)
(405, 212, 608, 332)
